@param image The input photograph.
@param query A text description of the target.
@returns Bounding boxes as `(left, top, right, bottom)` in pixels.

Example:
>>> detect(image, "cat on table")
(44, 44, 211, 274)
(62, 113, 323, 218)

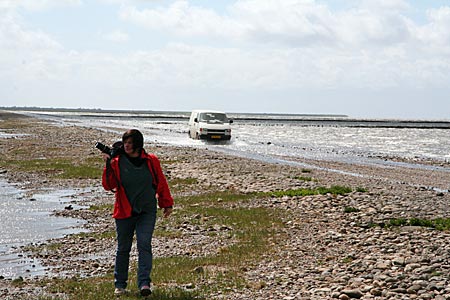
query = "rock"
(341, 289, 363, 299)
(185, 283, 195, 289)
(405, 263, 421, 272)
(370, 288, 382, 296)
(391, 287, 407, 294)
(392, 257, 405, 266)
(406, 284, 422, 294)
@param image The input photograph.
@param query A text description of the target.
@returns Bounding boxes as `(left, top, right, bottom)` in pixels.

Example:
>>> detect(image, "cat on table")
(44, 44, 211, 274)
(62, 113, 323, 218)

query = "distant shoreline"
(2, 106, 450, 129)
(0, 106, 347, 118)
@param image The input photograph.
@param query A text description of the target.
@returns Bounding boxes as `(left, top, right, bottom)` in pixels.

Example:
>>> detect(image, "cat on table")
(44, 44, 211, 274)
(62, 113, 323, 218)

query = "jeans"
(114, 212, 156, 289)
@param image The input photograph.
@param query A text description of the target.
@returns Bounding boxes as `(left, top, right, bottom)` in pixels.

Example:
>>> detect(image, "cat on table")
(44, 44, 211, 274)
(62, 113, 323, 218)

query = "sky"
(1, 0, 450, 119)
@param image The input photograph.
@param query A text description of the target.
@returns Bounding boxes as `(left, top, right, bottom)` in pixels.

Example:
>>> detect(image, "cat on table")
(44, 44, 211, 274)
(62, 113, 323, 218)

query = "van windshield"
(199, 113, 228, 123)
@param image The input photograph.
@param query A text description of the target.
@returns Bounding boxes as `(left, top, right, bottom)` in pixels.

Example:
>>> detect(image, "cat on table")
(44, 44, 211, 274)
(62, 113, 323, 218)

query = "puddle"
(0, 129, 27, 139)
(0, 179, 88, 278)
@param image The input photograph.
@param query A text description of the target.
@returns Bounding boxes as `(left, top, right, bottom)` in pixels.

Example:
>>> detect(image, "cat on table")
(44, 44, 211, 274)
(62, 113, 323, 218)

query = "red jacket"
(102, 150, 174, 219)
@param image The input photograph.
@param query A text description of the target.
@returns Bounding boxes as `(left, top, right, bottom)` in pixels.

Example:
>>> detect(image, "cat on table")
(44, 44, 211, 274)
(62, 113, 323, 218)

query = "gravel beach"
(1, 111, 450, 299)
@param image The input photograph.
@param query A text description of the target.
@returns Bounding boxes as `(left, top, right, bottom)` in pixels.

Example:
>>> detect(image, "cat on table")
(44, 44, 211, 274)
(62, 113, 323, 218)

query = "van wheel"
(195, 133, 199, 140)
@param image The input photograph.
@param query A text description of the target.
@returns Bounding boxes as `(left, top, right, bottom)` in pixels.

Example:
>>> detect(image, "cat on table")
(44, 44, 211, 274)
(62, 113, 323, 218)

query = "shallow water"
(0, 179, 87, 278)
(29, 111, 450, 167)
(36, 111, 450, 190)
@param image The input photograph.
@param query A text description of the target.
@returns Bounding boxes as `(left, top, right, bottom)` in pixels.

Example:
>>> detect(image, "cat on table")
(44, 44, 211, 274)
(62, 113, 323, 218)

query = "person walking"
(101, 129, 173, 296)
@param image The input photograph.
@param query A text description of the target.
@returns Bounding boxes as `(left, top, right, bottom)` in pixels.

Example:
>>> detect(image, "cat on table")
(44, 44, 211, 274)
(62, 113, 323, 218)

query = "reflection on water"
(0, 179, 87, 278)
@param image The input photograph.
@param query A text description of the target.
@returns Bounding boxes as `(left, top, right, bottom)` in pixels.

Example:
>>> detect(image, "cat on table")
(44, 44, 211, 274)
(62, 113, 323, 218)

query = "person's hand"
(163, 207, 173, 218)
(102, 153, 111, 162)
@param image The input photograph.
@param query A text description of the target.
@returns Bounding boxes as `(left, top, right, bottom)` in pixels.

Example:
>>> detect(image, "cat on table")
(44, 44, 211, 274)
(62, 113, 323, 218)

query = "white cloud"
(119, 1, 245, 38)
(113, 0, 450, 91)
(1, 0, 450, 117)
(0, 11, 65, 88)
(418, 7, 450, 47)
(118, 0, 338, 44)
(0, 14, 62, 50)
(102, 30, 130, 43)
(0, 0, 82, 11)
(358, 0, 410, 12)
(116, 0, 416, 47)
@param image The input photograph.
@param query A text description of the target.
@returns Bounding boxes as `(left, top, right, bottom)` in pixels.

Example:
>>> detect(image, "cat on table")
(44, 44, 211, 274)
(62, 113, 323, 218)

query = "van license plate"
(211, 135, 221, 139)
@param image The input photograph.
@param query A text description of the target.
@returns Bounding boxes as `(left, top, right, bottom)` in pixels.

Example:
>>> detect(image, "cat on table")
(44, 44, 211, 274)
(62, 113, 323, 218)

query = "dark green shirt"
(119, 155, 157, 215)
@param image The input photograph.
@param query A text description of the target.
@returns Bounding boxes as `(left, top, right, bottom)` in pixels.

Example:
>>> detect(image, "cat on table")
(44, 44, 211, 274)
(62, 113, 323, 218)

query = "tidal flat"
(0, 111, 450, 299)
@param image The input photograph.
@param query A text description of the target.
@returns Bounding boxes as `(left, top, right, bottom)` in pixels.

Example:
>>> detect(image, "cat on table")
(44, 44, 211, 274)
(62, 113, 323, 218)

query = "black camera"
(95, 141, 123, 158)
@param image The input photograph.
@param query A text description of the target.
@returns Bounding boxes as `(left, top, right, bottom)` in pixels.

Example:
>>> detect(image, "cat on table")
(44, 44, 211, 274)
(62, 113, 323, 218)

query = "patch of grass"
(355, 187, 368, 193)
(26, 230, 116, 254)
(0, 119, 32, 130)
(89, 204, 113, 211)
(431, 271, 443, 277)
(389, 218, 408, 227)
(160, 159, 182, 165)
(342, 256, 354, 263)
(270, 188, 317, 197)
(382, 218, 450, 231)
(9, 148, 30, 156)
(152, 205, 281, 294)
(0, 158, 101, 179)
(269, 185, 352, 198)
(39, 275, 203, 300)
(177, 190, 262, 206)
(344, 206, 360, 213)
(316, 186, 352, 195)
(22, 242, 64, 254)
(173, 178, 198, 185)
(74, 230, 116, 240)
(433, 218, 450, 231)
(169, 177, 199, 190)
(409, 218, 434, 228)
(11, 277, 25, 287)
(294, 176, 315, 182)
(38, 190, 283, 299)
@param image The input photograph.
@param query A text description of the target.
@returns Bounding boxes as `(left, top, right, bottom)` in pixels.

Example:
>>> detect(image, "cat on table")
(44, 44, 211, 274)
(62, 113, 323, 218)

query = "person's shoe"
(140, 285, 152, 297)
(114, 287, 127, 296)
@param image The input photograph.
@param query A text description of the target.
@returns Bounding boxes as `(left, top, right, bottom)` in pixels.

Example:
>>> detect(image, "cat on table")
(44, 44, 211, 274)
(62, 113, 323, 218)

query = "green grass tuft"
(384, 218, 450, 231)
(269, 185, 352, 198)
(355, 187, 368, 193)
(344, 206, 360, 213)
(294, 176, 315, 182)
(0, 157, 102, 179)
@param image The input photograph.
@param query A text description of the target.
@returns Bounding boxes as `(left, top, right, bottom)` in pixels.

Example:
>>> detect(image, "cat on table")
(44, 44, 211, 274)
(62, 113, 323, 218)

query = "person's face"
(123, 137, 137, 156)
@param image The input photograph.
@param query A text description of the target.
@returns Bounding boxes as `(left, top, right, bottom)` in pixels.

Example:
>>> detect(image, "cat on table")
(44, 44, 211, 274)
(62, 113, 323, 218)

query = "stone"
(341, 289, 363, 299)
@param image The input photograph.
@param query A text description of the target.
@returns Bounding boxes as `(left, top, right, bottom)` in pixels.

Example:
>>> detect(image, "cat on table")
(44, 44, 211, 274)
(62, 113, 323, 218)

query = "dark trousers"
(114, 212, 156, 289)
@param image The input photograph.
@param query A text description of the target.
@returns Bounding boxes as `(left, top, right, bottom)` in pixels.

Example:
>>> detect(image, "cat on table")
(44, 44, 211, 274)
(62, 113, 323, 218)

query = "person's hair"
(122, 129, 144, 151)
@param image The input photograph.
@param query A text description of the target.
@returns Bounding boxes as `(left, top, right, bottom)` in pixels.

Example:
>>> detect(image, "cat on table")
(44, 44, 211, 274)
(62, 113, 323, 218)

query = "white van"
(188, 110, 233, 140)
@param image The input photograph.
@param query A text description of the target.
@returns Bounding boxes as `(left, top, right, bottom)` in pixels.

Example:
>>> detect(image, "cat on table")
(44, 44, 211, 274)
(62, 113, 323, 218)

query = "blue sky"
(1, 0, 450, 119)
